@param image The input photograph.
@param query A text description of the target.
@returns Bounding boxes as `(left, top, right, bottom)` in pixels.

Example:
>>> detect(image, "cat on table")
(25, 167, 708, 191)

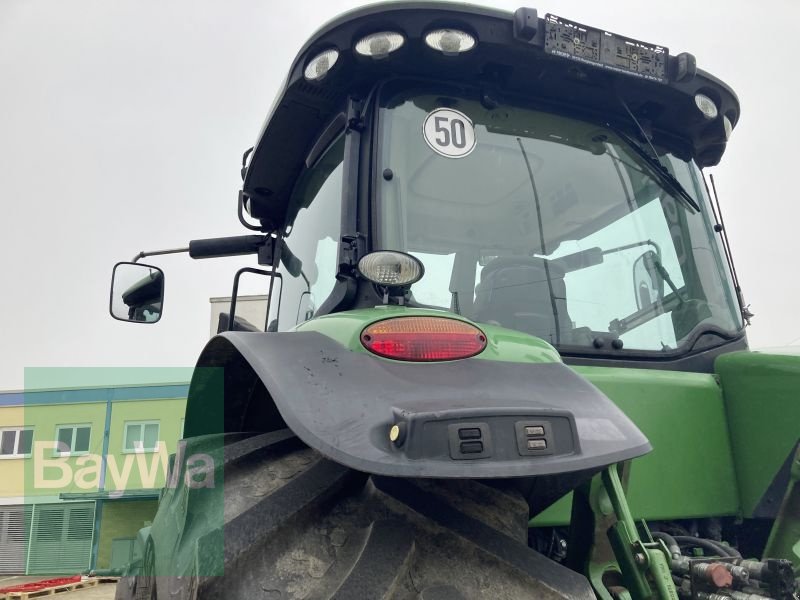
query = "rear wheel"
(136, 542, 156, 600)
(120, 429, 592, 599)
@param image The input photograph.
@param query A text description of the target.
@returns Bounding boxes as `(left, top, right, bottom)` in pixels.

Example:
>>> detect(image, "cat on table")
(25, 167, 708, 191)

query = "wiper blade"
(608, 124, 701, 212)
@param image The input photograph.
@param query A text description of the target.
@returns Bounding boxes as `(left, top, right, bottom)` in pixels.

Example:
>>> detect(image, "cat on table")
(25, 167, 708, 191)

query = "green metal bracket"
(602, 466, 677, 600)
(763, 445, 800, 573)
(565, 473, 619, 600)
(568, 464, 678, 600)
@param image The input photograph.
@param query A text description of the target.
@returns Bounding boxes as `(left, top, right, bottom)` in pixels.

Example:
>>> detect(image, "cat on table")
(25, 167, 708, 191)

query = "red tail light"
(361, 317, 487, 362)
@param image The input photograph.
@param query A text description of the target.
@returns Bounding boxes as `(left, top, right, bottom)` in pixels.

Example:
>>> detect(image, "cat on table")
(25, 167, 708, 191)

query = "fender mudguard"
(185, 331, 651, 478)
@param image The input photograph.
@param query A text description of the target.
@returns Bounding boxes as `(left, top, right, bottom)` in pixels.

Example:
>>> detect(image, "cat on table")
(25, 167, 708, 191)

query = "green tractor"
(109, 3, 800, 599)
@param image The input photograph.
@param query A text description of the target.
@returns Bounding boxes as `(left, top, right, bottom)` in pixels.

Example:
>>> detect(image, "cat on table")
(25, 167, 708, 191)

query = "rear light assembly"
(361, 316, 487, 362)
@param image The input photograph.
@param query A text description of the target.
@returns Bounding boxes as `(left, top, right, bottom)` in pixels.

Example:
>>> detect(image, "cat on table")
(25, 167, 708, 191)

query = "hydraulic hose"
(673, 535, 740, 558)
(652, 531, 682, 558)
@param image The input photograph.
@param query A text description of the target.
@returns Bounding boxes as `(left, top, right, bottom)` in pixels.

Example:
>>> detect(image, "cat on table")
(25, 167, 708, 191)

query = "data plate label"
(544, 14, 668, 83)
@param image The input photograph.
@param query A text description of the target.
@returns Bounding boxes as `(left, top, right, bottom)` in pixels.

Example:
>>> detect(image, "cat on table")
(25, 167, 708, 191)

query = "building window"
(54, 425, 91, 456)
(124, 421, 160, 453)
(0, 428, 33, 458)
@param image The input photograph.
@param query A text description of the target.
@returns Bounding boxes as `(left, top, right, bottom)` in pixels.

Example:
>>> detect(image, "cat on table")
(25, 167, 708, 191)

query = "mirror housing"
(632, 250, 665, 311)
(110, 262, 165, 323)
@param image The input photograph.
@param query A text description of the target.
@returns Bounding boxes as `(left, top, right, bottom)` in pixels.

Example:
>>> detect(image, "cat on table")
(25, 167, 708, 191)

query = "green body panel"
(291, 308, 799, 556)
(763, 445, 800, 570)
(299, 309, 743, 525)
(715, 349, 800, 517)
(535, 366, 739, 525)
(295, 306, 562, 363)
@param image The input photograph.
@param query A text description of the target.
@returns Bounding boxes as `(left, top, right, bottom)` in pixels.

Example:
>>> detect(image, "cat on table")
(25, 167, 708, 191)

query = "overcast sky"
(1, 0, 798, 390)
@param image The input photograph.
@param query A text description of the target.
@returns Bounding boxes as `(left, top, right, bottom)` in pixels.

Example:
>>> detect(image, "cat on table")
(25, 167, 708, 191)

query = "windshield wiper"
(606, 124, 700, 213)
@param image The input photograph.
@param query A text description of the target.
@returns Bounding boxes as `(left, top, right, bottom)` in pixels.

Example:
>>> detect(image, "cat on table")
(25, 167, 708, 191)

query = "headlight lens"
(357, 251, 424, 287)
(304, 48, 339, 81)
(424, 29, 476, 55)
(694, 93, 718, 120)
(354, 32, 405, 58)
(723, 115, 733, 139)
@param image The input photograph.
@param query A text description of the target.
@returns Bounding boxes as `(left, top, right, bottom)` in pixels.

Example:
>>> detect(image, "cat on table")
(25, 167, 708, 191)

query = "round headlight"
(723, 115, 733, 140)
(424, 29, 476, 55)
(354, 32, 405, 58)
(694, 93, 718, 120)
(357, 251, 424, 287)
(304, 48, 339, 81)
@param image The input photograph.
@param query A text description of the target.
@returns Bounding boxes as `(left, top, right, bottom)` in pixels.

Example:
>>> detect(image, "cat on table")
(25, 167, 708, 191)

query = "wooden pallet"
(4, 578, 98, 599)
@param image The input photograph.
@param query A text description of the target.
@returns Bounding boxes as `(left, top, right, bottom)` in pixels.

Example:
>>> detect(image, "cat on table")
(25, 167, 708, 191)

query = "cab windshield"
(377, 85, 743, 353)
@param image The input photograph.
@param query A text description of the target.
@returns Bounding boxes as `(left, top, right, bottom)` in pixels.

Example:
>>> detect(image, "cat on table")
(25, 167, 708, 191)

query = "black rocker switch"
(448, 422, 491, 459)
(460, 441, 484, 454)
(515, 420, 555, 456)
(458, 428, 482, 440)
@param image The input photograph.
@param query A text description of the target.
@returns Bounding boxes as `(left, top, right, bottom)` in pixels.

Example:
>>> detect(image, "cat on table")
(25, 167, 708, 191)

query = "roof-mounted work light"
(694, 93, 718, 120)
(354, 31, 405, 58)
(304, 48, 339, 81)
(723, 115, 733, 140)
(424, 29, 476, 55)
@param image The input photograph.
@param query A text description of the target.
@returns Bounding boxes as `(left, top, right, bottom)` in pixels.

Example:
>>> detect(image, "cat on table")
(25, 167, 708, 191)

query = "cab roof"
(241, 2, 740, 231)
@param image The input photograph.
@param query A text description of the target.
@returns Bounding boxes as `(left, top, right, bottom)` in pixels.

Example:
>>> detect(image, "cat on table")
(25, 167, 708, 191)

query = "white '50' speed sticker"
(422, 108, 476, 158)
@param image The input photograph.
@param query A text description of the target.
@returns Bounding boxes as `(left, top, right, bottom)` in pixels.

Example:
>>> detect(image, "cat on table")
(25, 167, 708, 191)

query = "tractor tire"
(116, 429, 593, 600)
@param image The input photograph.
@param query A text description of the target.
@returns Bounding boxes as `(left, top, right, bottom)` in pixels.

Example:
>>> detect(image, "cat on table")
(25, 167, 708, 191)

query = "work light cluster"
(303, 28, 476, 82)
(302, 25, 734, 140)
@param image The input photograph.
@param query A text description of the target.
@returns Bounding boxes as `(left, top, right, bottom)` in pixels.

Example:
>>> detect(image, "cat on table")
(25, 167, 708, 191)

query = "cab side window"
(274, 135, 344, 331)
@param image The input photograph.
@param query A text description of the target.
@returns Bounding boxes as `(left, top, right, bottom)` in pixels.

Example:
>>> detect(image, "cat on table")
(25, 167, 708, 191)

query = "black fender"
(184, 331, 651, 479)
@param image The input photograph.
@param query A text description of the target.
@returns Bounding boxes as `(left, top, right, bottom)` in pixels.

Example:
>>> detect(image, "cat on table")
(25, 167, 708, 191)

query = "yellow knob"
(389, 425, 400, 442)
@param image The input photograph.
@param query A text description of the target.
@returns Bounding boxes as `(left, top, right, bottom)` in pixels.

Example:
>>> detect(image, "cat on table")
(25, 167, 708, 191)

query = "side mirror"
(632, 250, 664, 311)
(110, 262, 165, 323)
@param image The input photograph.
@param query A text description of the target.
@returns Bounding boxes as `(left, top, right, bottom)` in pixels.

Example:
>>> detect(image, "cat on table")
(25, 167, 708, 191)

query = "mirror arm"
(132, 235, 270, 263)
(653, 261, 683, 300)
(132, 247, 190, 263)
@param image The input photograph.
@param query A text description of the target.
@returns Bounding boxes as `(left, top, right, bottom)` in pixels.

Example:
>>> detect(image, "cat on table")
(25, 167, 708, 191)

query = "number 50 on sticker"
(423, 108, 476, 158)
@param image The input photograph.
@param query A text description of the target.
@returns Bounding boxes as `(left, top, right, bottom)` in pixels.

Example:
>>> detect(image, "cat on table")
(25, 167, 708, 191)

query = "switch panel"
(515, 420, 555, 456)
(448, 422, 492, 460)
(458, 428, 482, 440)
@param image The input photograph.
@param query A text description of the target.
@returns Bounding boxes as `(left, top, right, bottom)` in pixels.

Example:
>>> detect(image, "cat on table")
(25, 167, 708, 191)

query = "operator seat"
(473, 257, 572, 344)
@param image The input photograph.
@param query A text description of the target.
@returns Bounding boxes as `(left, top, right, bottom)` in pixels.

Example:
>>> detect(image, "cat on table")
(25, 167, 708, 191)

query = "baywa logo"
(31, 440, 214, 496)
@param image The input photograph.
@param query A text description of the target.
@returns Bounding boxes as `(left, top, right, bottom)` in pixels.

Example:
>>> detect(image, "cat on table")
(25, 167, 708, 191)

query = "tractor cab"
(276, 82, 743, 354)
(238, 3, 747, 371)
